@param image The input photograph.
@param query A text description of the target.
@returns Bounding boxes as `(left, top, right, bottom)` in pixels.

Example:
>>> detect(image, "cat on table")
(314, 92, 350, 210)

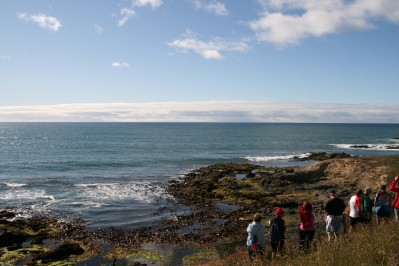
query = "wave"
(0, 189, 55, 201)
(74, 182, 170, 204)
(245, 153, 311, 162)
(332, 144, 399, 151)
(5, 182, 29, 188)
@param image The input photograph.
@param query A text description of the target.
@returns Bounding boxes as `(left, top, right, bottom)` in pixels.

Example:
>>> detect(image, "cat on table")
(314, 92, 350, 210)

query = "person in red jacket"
(389, 176, 399, 222)
(299, 201, 315, 252)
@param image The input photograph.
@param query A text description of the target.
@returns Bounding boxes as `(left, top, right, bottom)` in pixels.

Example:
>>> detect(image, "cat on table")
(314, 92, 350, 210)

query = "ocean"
(0, 123, 398, 228)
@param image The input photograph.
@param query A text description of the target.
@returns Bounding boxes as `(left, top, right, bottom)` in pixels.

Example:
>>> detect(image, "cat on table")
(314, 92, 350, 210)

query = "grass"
(200, 219, 399, 266)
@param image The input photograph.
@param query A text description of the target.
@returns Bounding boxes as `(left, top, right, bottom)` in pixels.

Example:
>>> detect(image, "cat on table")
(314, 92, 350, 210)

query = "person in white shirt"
(246, 213, 266, 257)
(349, 189, 363, 231)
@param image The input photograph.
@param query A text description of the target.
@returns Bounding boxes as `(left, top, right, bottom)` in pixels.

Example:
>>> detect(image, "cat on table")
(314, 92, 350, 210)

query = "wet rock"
(386, 145, 399, 149)
(168, 216, 179, 222)
(0, 232, 29, 247)
(0, 210, 16, 220)
(1, 156, 397, 265)
(35, 242, 84, 263)
(295, 152, 352, 161)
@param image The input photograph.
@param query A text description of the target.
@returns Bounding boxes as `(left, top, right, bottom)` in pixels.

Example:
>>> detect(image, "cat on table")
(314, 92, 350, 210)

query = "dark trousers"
(270, 240, 284, 253)
(299, 230, 315, 251)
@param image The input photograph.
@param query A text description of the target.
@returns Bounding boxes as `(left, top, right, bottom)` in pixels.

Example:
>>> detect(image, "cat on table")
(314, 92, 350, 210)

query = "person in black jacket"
(325, 189, 346, 242)
(269, 207, 286, 260)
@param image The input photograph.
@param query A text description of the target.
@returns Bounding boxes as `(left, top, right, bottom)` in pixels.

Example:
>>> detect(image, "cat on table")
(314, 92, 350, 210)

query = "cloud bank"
(17, 13, 62, 32)
(170, 0, 399, 58)
(1, 102, 398, 123)
(251, 0, 399, 46)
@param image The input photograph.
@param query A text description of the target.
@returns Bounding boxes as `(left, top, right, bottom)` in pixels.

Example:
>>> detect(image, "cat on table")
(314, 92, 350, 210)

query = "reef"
(1, 154, 398, 265)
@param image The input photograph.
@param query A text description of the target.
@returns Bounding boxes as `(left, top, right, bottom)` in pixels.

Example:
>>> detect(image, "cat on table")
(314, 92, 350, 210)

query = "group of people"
(246, 176, 399, 258)
(345, 175, 399, 230)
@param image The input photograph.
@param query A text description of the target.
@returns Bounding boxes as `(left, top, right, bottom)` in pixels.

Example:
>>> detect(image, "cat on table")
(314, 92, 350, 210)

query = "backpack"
(362, 196, 372, 212)
(270, 218, 281, 243)
(250, 234, 260, 251)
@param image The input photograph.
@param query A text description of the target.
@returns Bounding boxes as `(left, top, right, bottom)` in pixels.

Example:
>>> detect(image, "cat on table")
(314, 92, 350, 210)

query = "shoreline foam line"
(331, 144, 399, 151)
(245, 153, 312, 162)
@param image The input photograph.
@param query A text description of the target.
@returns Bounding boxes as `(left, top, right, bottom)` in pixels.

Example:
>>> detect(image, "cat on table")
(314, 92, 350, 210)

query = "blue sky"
(1, 0, 399, 122)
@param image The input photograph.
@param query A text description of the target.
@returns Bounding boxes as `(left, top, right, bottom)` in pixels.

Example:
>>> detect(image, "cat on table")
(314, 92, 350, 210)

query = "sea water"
(0, 123, 398, 228)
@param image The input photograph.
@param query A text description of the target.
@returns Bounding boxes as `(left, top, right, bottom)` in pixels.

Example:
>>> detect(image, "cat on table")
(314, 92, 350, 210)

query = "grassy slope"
(208, 220, 399, 266)
(197, 155, 399, 266)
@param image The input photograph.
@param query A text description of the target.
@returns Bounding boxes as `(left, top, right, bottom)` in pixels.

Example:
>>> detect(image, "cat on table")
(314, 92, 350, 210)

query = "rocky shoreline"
(1, 153, 398, 265)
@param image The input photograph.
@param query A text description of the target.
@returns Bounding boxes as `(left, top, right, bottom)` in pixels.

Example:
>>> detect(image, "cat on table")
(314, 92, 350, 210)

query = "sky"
(1, 0, 399, 122)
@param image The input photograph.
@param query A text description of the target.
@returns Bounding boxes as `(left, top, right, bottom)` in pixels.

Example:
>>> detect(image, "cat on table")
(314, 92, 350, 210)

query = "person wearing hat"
(389, 176, 399, 222)
(246, 213, 266, 257)
(324, 189, 346, 242)
(269, 207, 286, 260)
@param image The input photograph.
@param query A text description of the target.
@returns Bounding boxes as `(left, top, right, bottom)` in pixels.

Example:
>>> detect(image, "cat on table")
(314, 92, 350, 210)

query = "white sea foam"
(0, 189, 55, 201)
(245, 153, 311, 162)
(74, 182, 168, 204)
(331, 144, 399, 151)
(6, 182, 28, 188)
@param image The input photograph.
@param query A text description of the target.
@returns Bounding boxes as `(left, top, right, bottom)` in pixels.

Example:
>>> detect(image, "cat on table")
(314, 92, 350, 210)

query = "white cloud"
(94, 24, 104, 34)
(1, 102, 399, 123)
(17, 13, 62, 32)
(168, 30, 249, 59)
(250, 0, 399, 46)
(111, 62, 130, 68)
(193, 1, 229, 16)
(117, 8, 135, 27)
(116, 0, 162, 26)
(134, 0, 163, 8)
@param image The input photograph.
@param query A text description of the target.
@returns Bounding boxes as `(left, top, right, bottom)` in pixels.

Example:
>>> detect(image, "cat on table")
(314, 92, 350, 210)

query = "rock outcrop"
(1, 155, 399, 265)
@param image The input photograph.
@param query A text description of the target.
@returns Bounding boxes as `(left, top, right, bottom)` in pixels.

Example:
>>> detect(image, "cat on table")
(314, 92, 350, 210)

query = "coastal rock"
(0, 210, 16, 220)
(35, 242, 84, 263)
(0, 232, 29, 248)
(295, 152, 352, 161)
(386, 145, 399, 149)
(350, 145, 370, 149)
(2, 155, 399, 265)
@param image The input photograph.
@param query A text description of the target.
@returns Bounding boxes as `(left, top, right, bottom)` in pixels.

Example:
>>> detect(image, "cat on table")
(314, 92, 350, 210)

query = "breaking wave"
(74, 182, 170, 204)
(245, 153, 311, 162)
(5, 183, 29, 188)
(331, 144, 399, 151)
(0, 189, 54, 201)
